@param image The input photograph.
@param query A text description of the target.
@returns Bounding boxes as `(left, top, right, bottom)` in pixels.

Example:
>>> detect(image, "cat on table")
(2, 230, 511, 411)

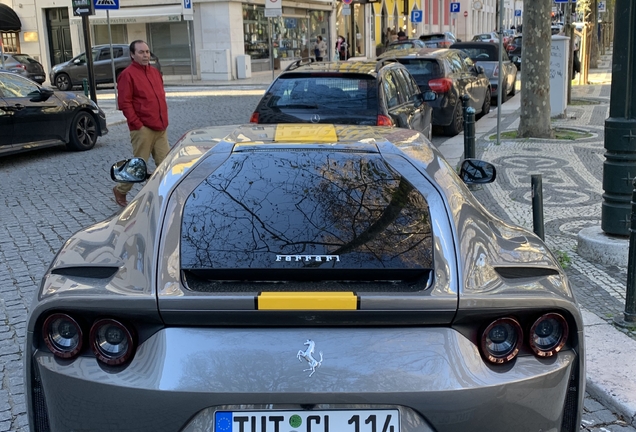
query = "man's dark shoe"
(113, 187, 128, 207)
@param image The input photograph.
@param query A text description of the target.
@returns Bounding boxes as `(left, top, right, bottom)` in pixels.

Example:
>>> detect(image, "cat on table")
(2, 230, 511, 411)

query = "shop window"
(243, 5, 270, 61)
(1, 32, 20, 54)
(148, 21, 192, 75)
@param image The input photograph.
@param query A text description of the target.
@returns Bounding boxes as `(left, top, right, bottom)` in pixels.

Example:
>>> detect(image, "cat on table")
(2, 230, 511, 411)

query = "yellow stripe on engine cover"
(273, 124, 338, 143)
(258, 292, 357, 310)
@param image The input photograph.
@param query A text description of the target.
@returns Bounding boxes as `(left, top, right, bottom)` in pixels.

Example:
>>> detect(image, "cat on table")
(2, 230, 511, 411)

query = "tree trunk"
(518, 0, 554, 138)
(590, 0, 600, 69)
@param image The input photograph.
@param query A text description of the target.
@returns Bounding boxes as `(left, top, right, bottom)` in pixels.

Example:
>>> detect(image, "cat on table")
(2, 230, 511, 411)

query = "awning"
(70, 5, 182, 25)
(0, 4, 21, 32)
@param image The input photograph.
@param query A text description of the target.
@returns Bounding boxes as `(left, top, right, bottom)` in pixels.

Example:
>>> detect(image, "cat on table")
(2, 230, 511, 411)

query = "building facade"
(1, 0, 519, 83)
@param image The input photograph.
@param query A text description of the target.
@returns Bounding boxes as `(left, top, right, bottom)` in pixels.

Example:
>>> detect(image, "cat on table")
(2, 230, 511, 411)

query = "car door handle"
(10, 104, 25, 111)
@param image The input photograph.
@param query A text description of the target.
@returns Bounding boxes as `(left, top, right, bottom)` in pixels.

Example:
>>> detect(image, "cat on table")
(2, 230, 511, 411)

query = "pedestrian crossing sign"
(94, 0, 119, 10)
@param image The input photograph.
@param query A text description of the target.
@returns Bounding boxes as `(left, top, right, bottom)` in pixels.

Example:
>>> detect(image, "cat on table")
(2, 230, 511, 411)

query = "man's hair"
(129, 40, 147, 55)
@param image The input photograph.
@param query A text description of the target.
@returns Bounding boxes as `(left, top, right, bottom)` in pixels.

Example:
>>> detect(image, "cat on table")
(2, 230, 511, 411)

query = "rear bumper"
(28, 327, 582, 432)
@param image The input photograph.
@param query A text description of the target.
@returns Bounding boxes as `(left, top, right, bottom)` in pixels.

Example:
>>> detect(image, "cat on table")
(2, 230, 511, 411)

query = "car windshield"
(180, 150, 434, 287)
(266, 74, 378, 111)
(419, 34, 444, 42)
(456, 46, 497, 61)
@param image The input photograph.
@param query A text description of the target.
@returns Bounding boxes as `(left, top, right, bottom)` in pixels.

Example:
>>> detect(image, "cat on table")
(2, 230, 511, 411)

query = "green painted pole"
(601, 0, 636, 236)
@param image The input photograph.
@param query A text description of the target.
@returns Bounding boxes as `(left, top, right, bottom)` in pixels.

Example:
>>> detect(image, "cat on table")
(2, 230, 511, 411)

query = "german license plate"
(214, 409, 399, 432)
(34, 75, 44, 80)
(425, 43, 438, 48)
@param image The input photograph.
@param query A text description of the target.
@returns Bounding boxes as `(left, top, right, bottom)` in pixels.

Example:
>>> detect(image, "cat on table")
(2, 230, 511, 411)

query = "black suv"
(250, 59, 436, 140)
(379, 48, 491, 136)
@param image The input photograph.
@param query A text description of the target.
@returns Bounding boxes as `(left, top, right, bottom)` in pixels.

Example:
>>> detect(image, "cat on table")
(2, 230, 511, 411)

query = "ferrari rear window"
(180, 150, 433, 286)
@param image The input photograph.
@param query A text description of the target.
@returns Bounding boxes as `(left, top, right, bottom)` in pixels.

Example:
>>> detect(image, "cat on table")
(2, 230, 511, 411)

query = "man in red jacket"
(113, 39, 169, 207)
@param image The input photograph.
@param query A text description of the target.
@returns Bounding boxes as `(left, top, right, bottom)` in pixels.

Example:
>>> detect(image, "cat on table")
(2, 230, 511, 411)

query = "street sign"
(72, 0, 94, 16)
(342, 4, 351, 15)
(410, 10, 422, 23)
(514, 9, 521, 16)
(450, 2, 460, 13)
(94, 0, 118, 10)
(342, 0, 353, 5)
(264, 7, 281, 16)
(598, 1, 606, 12)
(182, 0, 193, 19)
(463, 10, 468, 17)
(554, 0, 576, 3)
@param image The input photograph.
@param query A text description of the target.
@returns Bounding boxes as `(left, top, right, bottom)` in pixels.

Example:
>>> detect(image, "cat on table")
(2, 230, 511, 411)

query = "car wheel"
(55, 73, 72, 91)
(66, 111, 98, 151)
(478, 89, 491, 118)
(443, 103, 463, 136)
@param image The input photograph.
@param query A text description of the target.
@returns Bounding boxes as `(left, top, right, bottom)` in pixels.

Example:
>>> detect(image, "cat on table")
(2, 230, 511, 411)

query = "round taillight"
(480, 317, 522, 364)
(42, 313, 83, 359)
(90, 319, 135, 366)
(529, 313, 568, 357)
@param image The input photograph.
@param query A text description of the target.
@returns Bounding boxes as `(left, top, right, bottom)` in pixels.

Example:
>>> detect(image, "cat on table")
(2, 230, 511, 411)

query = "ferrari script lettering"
(276, 254, 340, 262)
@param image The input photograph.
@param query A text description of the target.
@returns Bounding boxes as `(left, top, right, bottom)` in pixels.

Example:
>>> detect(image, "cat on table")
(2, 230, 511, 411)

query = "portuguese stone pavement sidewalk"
(445, 48, 636, 430)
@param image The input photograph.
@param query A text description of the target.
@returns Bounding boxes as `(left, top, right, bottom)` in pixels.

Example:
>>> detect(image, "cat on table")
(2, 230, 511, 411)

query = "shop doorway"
(46, 8, 72, 67)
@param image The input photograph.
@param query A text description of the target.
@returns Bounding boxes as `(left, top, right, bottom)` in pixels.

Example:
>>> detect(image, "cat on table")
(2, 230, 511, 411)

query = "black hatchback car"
(379, 48, 491, 136)
(250, 59, 436, 140)
(0, 53, 46, 84)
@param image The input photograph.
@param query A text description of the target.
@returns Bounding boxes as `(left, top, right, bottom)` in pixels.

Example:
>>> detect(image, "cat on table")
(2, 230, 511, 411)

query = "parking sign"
(410, 10, 422, 23)
(450, 2, 460, 13)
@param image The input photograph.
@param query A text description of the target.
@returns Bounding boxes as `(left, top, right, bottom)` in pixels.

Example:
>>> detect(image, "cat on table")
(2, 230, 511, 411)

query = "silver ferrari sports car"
(25, 124, 584, 432)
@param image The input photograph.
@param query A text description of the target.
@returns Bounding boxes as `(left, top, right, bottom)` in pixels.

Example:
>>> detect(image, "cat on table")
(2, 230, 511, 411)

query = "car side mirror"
(110, 158, 149, 183)
(73, 58, 82, 65)
(459, 159, 496, 184)
(423, 90, 436, 102)
(28, 88, 54, 102)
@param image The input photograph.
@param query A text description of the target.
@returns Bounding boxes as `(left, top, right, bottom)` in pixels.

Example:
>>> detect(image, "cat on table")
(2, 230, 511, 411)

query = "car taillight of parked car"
(249, 112, 259, 123)
(493, 65, 499, 77)
(428, 78, 452, 93)
(377, 114, 394, 126)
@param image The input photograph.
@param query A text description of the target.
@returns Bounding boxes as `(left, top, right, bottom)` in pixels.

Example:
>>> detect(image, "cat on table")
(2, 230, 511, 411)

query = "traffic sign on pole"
(94, 0, 118, 10)
(514, 9, 521, 16)
(450, 2, 460, 13)
(410, 10, 422, 23)
(464, 10, 468, 17)
(342, 0, 353, 5)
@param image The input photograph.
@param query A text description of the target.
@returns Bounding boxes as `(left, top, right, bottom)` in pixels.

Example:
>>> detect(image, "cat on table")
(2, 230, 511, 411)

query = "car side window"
(458, 52, 475, 70)
(382, 72, 401, 108)
(98, 49, 111, 61)
(0, 74, 39, 98)
(396, 69, 419, 103)
(114, 47, 124, 58)
(447, 54, 464, 74)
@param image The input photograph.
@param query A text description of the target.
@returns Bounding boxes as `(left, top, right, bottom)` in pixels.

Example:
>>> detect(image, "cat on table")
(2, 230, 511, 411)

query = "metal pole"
(496, 0, 504, 145)
(269, 18, 274, 80)
(531, 175, 545, 241)
(623, 178, 636, 322)
(462, 94, 475, 159)
(81, 14, 98, 103)
(187, 19, 193, 83)
(107, 10, 118, 108)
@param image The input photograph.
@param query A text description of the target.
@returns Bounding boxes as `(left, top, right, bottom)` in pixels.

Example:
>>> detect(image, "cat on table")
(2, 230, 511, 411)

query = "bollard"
(623, 178, 636, 322)
(461, 94, 476, 160)
(531, 175, 545, 241)
(82, 78, 89, 97)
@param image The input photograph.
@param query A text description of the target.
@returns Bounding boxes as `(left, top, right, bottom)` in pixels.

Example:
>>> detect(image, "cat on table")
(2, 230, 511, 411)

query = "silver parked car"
(0, 53, 46, 83)
(451, 42, 518, 103)
(49, 44, 161, 91)
(25, 124, 584, 432)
